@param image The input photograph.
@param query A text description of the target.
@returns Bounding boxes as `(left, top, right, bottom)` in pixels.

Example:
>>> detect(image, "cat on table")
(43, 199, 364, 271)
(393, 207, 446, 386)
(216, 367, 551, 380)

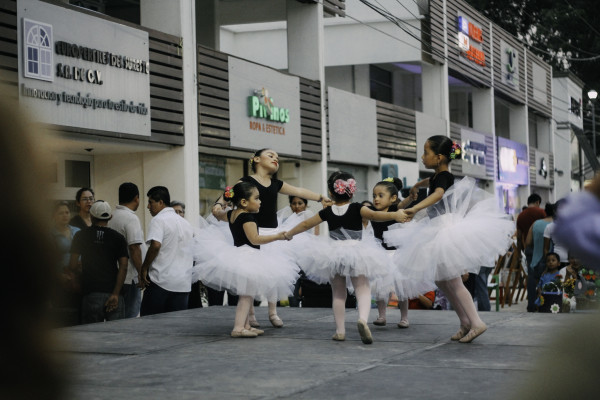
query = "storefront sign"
(229, 57, 301, 156)
(534, 149, 551, 187)
(501, 41, 519, 90)
(497, 137, 528, 185)
(456, 14, 485, 67)
(17, 0, 151, 136)
(460, 128, 488, 179)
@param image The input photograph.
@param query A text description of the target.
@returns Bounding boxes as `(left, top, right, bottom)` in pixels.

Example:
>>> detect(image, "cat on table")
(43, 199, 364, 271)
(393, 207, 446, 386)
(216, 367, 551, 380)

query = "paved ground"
(53, 303, 587, 400)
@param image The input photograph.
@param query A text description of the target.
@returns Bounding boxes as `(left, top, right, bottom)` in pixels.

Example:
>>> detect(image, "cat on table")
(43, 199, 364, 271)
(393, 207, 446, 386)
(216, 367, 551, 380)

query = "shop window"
(70, 0, 141, 24)
(65, 160, 91, 188)
(370, 65, 392, 103)
(199, 156, 244, 217)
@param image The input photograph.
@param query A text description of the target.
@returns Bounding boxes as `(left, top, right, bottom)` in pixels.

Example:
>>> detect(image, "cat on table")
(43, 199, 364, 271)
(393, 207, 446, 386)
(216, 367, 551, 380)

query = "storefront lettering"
(56, 63, 103, 85)
(248, 95, 290, 123)
(55, 40, 149, 74)
(248, 121, 286, 135)
(457, 15, 486, 67)
(21, 83, 148, 115)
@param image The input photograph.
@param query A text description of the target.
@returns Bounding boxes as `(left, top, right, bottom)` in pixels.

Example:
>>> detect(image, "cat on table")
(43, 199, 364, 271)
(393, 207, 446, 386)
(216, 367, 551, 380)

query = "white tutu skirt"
(383, 177, 514, 282)
(369, 250, 437, 301)
(280, 212, 392, 284)
(192, 217, 298, 301)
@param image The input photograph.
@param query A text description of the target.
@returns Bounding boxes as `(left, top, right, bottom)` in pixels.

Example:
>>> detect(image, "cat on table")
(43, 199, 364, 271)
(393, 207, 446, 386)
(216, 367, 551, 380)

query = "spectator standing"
(108, 183, 146, 318)
(172, 200, 202, 309)
(51, 201, 81, 326)
(171, 200, 185, 218)
(543, 200, 568, 267)
(69, 188, 95, 230)
(524, 202, 554, 311)
(140, 187, 194, 316)
(515, 193, 546, 312)
(69, 201, 128, 324)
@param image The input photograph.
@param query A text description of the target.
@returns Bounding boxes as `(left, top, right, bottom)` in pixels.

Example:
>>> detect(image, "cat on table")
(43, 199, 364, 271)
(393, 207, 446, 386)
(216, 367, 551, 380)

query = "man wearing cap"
(68, 200, 129, 323)
(139, 186, 194, 316)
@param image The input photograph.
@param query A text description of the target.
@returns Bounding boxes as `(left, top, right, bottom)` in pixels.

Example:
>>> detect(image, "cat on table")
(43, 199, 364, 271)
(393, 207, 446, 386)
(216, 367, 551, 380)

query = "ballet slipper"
(269, 314, 284, 328)
(357, 319, 373, 344)
(248, 315, 260, 328)
(397, 319, 409, 329)
(231, 329, 258, 338)
(450, 325, 470, 341)
(331, 333, 346, 341)
(373, 316, 387, 326)
(249, 327, 264, 336)
(459, 324, 487, 343)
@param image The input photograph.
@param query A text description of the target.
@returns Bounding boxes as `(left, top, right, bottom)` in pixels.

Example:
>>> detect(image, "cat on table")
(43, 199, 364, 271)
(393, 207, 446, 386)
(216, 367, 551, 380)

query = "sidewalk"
(54, 306, 582, 400)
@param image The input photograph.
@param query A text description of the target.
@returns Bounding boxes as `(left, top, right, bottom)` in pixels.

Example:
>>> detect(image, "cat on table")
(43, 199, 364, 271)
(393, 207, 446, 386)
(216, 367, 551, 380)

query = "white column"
(472, 88, 494, 134)
(286, 0, 327, 197)
(140, 0, 200, 226)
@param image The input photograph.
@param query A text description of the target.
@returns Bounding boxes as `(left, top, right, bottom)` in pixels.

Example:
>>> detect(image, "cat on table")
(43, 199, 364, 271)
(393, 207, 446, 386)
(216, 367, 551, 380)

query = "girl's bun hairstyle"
(249, 148, 269, 172)
(376, 177, 403, 199)
(327, 170, 356, 202)
(427, 135, 462, 163)
(223, 181, 257, 206)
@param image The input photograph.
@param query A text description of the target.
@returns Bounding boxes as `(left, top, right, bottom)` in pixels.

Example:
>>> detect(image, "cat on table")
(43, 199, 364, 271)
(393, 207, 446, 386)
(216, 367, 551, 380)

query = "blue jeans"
(140, 282, 189, 316)
(474, 267, 493, 311)
(123, 281, 142, 318)
(81, 292, 124, 324)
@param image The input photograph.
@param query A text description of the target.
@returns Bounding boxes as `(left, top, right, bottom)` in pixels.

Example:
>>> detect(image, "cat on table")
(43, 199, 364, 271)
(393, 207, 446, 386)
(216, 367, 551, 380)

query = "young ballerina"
(283, 171, 408, 344)
(370, 178, 415, 328)
(196, 182, 295, 337)
(212, 148, 331, 328)
(384, 136, 514, 343)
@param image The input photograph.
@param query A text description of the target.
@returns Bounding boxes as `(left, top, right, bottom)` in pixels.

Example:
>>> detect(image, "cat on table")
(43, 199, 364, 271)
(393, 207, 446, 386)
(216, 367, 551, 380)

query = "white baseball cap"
(90, 200, 112, 220)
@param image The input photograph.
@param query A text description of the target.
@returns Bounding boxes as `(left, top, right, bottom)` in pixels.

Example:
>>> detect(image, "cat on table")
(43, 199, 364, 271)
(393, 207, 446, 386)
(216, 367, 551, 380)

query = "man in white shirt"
(108, 182, 146, 318)
(140, 186, 194, 316)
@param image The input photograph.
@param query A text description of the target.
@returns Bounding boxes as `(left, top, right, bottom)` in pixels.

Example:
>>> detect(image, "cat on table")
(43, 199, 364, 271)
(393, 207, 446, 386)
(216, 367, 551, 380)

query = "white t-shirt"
(146, 207, 194, 292)
(108, 205, 147, 284)
(543, 222, 568, 263)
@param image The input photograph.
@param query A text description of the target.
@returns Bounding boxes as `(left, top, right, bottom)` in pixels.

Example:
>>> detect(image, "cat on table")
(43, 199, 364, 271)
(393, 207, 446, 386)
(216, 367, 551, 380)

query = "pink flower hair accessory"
(333, 178, 357, 196)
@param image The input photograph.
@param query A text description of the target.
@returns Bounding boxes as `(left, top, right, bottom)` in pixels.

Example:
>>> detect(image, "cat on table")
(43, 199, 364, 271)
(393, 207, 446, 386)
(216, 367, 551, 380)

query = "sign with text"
(460, 128, 488, 179)
(17, 0, 150, 136)
(228, 57, 301, 156)
(501, 40, 519, 90)
(456, 13, 485, 67)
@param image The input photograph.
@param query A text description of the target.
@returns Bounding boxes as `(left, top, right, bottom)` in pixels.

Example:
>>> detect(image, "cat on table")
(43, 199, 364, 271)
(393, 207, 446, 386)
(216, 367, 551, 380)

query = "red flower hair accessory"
(223, 186, 235, 200)
(450, 141, 462, 160)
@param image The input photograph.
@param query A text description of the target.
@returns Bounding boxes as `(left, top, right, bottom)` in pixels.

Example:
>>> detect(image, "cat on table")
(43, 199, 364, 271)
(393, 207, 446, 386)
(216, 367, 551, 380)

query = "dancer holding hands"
(212, 148, 330, 328)
(384, 136, 513, 343)
(196, 182, 296, 337)
(283, 171, 409, 344)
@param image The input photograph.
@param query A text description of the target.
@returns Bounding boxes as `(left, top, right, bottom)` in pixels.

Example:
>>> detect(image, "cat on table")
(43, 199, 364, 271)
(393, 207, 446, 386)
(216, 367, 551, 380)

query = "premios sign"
(17, 0, 151, 136)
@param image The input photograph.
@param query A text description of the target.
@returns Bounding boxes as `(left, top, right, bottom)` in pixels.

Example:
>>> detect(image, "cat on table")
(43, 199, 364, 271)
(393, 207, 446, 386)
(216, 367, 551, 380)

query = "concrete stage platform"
(55, 306, 581, 399)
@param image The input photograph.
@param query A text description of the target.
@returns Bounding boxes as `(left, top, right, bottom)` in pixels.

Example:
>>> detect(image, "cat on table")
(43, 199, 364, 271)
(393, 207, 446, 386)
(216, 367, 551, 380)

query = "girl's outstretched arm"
(404, 187, 445, 218)
(284, 213, 323, 239)
(360, 206, 408, 223)
(280, 182, 332, 207)
(243, 221, 286, 245)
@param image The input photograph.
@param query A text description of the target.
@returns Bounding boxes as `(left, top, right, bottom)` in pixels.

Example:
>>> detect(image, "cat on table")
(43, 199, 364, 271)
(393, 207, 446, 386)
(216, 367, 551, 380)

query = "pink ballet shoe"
(249, 327, 264, 336)
(373, 316, 387, 326)
(269, 314, 284, 328)
(397, 319, 409, 329)
(450, 325, 470, 341)
(459, 324, 487, 343)
(357, 319, 373, 344)
(231, 329, 258, 338)
(331, 333, 346, 341)
(248, 315, 260, 328)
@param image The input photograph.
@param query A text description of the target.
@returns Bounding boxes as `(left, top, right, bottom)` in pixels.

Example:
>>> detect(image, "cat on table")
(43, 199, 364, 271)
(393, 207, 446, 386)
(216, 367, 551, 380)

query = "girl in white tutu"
(212, 148, 331, 328)
(370, 177, 427, 329)
(384, 136, 514, 343)
(284, 171, 409, 344)
(200, 182, 292, 338)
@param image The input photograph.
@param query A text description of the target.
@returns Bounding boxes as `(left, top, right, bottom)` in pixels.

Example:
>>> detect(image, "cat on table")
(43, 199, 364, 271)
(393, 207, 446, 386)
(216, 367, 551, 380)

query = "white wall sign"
(328, 87, 378, 166)
(500, 40, 519, 90)
(460, 128, 488, 179)
(534, 149, 551, 187)
(228, 57, 301, 156)
(18, 0, 151, 136)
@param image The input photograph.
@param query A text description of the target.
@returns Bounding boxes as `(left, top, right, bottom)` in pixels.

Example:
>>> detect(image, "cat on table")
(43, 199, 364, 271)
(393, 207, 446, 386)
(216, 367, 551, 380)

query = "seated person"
(535, 252, 562, 307)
